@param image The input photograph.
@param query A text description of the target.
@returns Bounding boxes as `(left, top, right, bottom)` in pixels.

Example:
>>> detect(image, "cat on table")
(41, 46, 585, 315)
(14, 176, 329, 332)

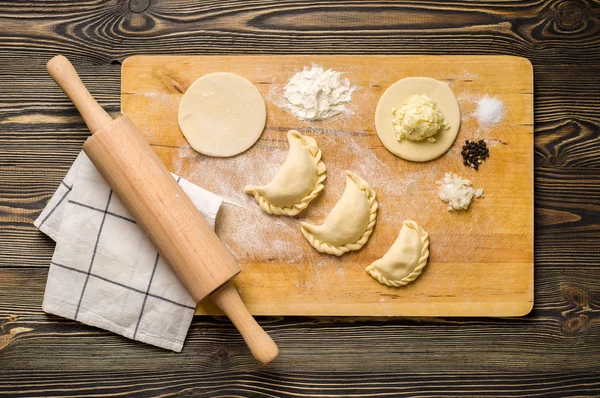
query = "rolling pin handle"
(47, 55, 113, 134)
(211, 282, 279, 365)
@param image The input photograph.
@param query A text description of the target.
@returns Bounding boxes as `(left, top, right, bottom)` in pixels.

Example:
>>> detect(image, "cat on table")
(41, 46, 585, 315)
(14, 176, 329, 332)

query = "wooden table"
(1, 1, 598, 396)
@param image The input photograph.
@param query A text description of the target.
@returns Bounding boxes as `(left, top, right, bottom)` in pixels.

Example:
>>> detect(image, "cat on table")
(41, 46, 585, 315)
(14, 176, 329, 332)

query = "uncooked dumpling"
(301, 171, 378, 256)
(245, 130, 326, 216)
(366, 220, 429, 287)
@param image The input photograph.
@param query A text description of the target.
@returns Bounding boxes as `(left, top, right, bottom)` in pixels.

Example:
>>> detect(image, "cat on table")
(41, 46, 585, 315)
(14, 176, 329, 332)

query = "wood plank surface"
(122, 55, 534, 317)
(0, 0, 599, 396)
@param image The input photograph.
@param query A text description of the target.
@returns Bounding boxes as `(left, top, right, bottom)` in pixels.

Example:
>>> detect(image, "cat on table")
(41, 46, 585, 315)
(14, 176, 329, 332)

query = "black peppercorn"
(461, 139, 489, 170)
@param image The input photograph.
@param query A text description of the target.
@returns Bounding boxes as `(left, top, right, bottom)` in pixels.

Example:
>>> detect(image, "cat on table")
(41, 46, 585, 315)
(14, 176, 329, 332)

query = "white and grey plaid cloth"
(34, 152, 222, 352)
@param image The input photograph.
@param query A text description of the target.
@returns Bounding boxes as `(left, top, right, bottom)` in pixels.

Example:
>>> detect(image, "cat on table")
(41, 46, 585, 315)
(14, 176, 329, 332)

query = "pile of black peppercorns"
(461, 140, 489, 170)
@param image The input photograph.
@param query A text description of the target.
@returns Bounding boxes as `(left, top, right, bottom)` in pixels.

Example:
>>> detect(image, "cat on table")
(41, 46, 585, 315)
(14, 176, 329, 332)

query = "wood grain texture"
(2, 370, 599, 397)
(0, 0, 599, 396)
(122, 55, 534, 317)
(1, 267, 599, 373)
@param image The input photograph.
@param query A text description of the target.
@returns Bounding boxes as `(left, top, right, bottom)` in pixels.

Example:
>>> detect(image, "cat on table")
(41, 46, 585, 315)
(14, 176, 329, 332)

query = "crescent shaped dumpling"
(245, 130, 326, 216)
(366, 220, 429, 287)
(301, 171, 378, 256)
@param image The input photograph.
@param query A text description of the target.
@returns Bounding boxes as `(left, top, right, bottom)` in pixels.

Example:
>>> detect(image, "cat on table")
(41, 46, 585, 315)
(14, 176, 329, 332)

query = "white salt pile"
(474, 95, 504, 125)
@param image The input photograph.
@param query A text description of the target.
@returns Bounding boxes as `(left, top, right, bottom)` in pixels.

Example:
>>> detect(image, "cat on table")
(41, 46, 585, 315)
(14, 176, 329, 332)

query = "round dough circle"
(375, 77, 460, 162)
(178, 72, 267, 157)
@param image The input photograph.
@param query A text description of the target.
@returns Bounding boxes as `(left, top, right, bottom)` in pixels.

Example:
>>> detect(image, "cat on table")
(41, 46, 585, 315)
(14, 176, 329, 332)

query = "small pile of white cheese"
(437, 172, 484, 211)
(392, 94, 449, 142)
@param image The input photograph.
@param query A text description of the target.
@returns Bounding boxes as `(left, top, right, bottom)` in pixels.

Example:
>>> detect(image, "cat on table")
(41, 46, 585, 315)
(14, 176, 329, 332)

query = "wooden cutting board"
(121, 55, 533, 317)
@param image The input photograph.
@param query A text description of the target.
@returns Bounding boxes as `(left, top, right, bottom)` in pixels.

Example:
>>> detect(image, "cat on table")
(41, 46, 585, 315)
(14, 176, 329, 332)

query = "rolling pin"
(46, 55, 278, 365)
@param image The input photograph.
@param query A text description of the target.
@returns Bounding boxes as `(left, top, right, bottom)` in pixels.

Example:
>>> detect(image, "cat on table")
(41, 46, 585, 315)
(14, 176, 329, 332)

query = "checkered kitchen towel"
(34, 152, 222, 352)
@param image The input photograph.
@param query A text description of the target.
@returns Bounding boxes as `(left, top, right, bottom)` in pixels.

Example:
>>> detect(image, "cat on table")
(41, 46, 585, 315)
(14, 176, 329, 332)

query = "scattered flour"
(172, 144, 305, 263)
(445, 69, 480, 80)
(172, 125, 404, 264)
(283, 65, 355, 121)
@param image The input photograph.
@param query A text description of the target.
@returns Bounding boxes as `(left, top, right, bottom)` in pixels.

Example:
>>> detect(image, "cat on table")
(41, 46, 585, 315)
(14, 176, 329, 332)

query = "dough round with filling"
(375, 77, 460, 162)
(178, 72, 266, 157)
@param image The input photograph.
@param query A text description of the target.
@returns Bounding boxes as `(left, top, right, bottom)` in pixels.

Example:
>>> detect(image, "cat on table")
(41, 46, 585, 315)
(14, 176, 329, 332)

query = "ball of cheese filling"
(392, 94, 450, 142)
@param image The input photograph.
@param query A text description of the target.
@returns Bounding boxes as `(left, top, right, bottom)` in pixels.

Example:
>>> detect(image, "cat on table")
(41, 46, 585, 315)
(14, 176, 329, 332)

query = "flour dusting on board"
(313, 130, 406, 197)
(173, 143, 305, 263)
(445, 69, 480, 81)
(174, 141, 287, 205)
(172, 124, 401, 264)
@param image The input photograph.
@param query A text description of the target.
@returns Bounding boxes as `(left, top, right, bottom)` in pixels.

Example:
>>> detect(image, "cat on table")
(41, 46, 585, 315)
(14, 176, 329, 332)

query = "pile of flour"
(283, 65, 354, 120)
